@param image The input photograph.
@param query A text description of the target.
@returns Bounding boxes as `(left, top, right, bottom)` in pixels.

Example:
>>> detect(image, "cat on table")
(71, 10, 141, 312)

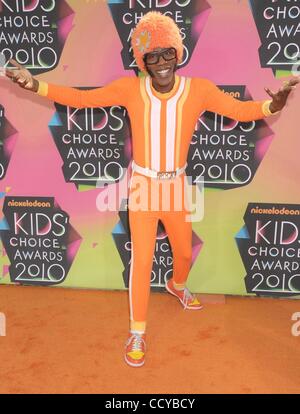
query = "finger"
(5, 69, 16, 78)
(14, 73, 22, 81)
(8, 58, 23, 70)
(280, 81, 295, 93)
(14, 72, 26, 80)
(289, 77, 300, 86)
(280, 87, 291, 94)
(293, 75, 300, 81)
(5, 66, 19, 76)
(17, 77, 27, 85)
(279, 87, 293, 98)
(283, 87, 293, 93)
(283, 77, 300, 87)
(16, 77, 26, 85)
(24, 80, 32, 88)
(264, 87, 276, 98)
(15, 75, 26, 84)
(6, 71, 23, 84)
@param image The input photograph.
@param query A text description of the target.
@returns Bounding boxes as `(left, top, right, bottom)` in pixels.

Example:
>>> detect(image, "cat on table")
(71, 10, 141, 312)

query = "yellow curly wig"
(131, 11, 183, 73)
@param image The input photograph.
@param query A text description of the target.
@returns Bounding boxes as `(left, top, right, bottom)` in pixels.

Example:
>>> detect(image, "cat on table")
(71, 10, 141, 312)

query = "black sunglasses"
(143, 47, 177, 65)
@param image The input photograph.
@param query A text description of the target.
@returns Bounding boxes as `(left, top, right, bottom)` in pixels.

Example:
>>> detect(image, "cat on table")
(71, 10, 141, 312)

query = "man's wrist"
(262, 99, 281, 116)
(32, 78, 39, 93)
(269, 101, 281, 114)
(35, 80, 49, 96)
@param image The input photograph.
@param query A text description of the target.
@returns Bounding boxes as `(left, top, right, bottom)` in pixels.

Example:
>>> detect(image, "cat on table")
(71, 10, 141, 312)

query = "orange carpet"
(0, 284, 299, 394)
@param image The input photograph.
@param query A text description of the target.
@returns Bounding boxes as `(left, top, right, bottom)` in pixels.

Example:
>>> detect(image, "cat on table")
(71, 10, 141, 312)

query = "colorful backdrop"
(0, 0, 300, 298)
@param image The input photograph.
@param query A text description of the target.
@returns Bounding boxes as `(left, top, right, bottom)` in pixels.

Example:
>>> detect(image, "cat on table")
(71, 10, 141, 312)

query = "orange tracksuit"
(37, 74, 271, 330)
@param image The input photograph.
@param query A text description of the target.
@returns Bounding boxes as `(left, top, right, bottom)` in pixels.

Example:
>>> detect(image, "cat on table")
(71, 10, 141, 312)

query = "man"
(5, 11, 299, 368)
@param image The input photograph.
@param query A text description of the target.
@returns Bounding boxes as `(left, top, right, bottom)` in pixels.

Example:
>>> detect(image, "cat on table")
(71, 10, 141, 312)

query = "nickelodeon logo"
(250, 206, 300, 216)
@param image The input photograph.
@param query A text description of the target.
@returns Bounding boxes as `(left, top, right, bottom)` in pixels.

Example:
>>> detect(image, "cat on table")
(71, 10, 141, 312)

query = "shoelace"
(182, 288, 195, 309)
(129, 334, 145, 351)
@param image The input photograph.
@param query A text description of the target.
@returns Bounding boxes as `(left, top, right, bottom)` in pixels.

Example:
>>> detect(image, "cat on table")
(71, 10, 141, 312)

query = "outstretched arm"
(5, 59, 131, 108)
(202, 77, 299, 122)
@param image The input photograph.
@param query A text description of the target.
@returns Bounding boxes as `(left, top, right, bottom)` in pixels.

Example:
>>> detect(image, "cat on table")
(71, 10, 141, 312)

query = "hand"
(5, 58, 38, 92)
(264, 76, 300, 113)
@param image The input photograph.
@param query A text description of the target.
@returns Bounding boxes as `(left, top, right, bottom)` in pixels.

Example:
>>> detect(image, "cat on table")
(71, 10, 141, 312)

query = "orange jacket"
(37, 75, 274, 172)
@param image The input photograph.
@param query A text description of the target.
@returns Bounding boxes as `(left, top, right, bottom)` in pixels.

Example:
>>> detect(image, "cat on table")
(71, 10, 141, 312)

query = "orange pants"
(128, 170, 192, 325)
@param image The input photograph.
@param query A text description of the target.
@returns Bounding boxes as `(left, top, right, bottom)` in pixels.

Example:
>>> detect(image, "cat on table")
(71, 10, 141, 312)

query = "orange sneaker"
(124, 333, 146, 367)
(165, 279, 203, 310)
